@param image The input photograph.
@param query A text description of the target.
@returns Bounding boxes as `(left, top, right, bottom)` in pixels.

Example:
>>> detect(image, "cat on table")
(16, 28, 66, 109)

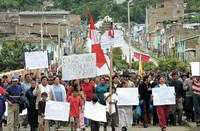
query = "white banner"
(25, 51, 48, 69)
(191, 62, 200, 76)
(62, 53, 97, 80)
(45, 101, 70, 121)
(5, 102, 27, 116)
(117, 88, 139, 105)
(152, 87, 176, 106)
(84, 102, 107, 122)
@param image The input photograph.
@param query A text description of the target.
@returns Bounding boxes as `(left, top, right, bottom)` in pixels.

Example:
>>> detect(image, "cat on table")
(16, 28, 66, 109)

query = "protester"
(2, 75, 9, 89)
(6, 76, 24, 131)
(138, 76, 151, 128)
(33, 76, 52, 111)
(68, 89, 82, 131)
(117, 83, 133, 130)
(2, 68, 199, 131)
(168, 71, 184, 126)
(79, 91, 86, 130)
(183, 75, 194, 122)
(0, 86, 6, 131)
(150, 77, 159, 126)
(192, 76, 200, 127)
(26, 79, 38, 131)
(50, 76, 66, 102)
(155, 76, 169, 131)
(81, 79, 94, 101)
(96, 78, 108, 105)
(21, 73, 32, 127)
(22, 74, 32, 92)
(48, 76, 54, 86)
(104, 87, 119, 131)
(38, 92, 48, 131)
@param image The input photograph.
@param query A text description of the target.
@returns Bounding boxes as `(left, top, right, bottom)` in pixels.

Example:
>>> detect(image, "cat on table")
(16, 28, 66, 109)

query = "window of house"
(156, 0, 165, 8)
(160, 0, 164, 8)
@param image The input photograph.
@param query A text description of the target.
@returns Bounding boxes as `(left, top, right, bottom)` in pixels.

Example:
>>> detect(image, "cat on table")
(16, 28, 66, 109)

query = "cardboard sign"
(62, 53, 97, 80)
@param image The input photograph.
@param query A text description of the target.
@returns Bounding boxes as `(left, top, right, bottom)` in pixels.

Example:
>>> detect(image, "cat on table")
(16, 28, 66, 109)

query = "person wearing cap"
(6, 76, 24, 131)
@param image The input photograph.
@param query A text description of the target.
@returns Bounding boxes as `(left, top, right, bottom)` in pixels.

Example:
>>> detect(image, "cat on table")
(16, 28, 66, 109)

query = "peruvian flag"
(89, 16, 107, 69)
(133, 52, 150, 62)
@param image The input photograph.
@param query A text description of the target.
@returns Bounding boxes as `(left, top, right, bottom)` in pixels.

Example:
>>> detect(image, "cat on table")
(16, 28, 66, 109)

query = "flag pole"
(109, 45, 113, 114)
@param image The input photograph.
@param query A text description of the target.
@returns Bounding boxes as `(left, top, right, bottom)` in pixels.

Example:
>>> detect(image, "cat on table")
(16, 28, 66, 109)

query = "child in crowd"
(38, 92, 48, 131)
(68, 89, 82, 131)
(79, 91, 86, 131)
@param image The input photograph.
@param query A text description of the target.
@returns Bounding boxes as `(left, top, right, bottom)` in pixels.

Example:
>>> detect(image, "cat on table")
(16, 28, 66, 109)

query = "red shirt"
(66, 87, 73, 100)
(0, 86, 5, 95)
(81, 83, 94, 101)
(68, 95, 82, 118)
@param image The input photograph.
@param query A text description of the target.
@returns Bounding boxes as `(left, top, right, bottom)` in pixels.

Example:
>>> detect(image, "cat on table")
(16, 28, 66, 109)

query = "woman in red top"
(68, 89, 82, 131)
(0, 86, 5, 96)
(81, 79, 94, 101)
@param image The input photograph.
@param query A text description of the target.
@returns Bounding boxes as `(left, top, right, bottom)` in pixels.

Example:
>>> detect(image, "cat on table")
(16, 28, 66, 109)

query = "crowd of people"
(0, 70, 200, 131)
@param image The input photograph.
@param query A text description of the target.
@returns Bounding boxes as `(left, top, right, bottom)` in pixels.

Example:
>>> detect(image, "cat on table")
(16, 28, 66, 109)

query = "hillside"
(0, 0, 199, 23)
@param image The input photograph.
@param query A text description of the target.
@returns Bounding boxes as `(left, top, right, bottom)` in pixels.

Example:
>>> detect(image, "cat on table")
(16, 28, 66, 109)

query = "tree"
(112, 47, 129, 71)
(185, 0, 200, 13)
(158, 57, 189, 72)
(0, 40, 25, 72)
(132, 61, 157, 71)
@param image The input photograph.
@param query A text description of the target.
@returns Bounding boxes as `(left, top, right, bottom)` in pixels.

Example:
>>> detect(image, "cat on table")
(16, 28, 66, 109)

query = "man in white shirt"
(33, 76, 52, 109)
(104, 88, 119, 131)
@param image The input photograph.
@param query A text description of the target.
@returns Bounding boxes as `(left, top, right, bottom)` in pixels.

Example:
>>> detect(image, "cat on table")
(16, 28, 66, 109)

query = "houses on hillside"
(139, 0, 200, 62)
(0, 11, 83, 63)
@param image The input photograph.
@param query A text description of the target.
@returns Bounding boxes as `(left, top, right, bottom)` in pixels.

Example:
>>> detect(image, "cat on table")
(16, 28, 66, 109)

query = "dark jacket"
(0, 96, 6, 123)
(25, 87, 38, 127)
(139, 81, 151, 101)
(168, 79, 184, 98)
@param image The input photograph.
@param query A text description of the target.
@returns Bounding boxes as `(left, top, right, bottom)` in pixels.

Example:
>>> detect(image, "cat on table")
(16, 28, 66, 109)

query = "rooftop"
(19, 11, 70, 16)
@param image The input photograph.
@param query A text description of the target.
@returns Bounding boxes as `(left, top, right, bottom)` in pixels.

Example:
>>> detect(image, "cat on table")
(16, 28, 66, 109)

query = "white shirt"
(38, 84, 52, 100)
(104, 93, 119, 114)
(159, 84, 167, 88)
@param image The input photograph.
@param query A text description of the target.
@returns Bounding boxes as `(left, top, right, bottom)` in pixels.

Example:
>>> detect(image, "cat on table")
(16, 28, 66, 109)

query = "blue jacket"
(0, 96, 6, 122)
(95, 84, 108, 105)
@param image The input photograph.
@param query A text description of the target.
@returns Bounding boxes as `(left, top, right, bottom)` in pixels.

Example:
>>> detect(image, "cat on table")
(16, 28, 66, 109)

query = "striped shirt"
(192, 79, 200, 95)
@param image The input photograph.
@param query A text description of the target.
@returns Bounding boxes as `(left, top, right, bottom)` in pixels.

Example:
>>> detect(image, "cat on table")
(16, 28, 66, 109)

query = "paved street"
(2, 126, 196, 131)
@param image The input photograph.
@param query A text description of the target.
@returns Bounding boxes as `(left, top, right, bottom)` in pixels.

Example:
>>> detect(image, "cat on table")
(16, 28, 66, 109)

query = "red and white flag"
(88, 16, 109, 75)
(133, 52, 151, 62)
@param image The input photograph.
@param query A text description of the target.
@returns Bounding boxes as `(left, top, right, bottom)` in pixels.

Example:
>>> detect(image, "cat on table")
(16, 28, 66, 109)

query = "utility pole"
(41, 8, 44, 50)
(58, 22, 61, 65)
(128, 0, 133, 69)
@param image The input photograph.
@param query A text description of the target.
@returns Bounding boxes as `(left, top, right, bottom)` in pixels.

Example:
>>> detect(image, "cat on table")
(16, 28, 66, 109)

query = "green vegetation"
(0, 40, 25, 72)
(0, 0, 199, 23)
(0, 0, 159, 23)
(131, 57, 189, 72)
(158, 57, 189, 72)
(112, 47, 129, 71)
(0, 40, 40, 72)
(185, 0, 200, 13)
